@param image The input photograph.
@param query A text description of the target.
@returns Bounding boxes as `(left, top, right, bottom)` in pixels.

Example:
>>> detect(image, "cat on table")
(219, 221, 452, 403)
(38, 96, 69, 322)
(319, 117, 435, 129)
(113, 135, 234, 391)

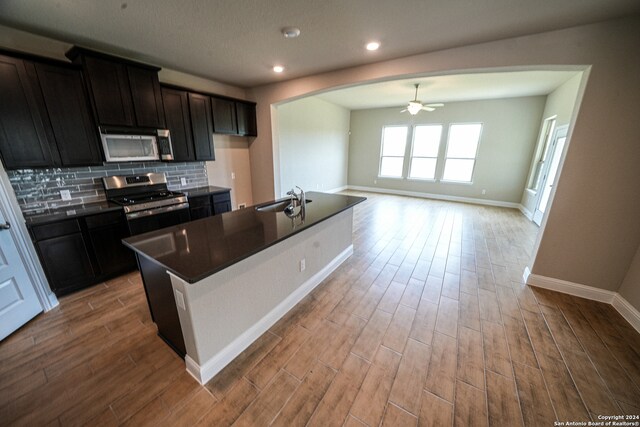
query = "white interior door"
(533, 126, 568, 226)
(0, 209, 42, 341)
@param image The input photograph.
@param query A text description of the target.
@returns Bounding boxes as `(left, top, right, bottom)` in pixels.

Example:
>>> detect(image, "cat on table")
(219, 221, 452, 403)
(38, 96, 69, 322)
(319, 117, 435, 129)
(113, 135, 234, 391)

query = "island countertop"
(122, 191, 365, 283)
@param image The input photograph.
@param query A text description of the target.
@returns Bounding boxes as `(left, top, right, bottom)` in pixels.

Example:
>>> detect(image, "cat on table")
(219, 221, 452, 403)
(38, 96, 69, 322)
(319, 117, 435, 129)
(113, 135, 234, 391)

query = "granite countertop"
(23, 201, 124, 227)
(181, 186, 231, 198)
(21, 186, 231, 226)
(123, 192, 366, 283)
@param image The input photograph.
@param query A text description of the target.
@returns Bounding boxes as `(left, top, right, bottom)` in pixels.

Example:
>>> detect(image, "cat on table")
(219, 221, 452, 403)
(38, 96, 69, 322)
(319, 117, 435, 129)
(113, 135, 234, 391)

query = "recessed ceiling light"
(281, 27, 301, 38)
(273, 65, 285, 73)
(366, 41, 380, 51)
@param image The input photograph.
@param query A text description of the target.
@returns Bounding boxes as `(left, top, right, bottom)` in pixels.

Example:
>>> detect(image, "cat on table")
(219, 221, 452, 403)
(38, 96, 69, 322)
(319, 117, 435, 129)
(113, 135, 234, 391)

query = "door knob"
(0, 222, 11, 230)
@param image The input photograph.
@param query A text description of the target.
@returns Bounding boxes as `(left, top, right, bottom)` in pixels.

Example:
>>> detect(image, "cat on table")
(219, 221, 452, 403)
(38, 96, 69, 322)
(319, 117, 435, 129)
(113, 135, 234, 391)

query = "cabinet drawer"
(188, 195, 212, 208)
(85, 211, 124, 229)
(212, 192, 231, 204)
(31, 219, 80, 240)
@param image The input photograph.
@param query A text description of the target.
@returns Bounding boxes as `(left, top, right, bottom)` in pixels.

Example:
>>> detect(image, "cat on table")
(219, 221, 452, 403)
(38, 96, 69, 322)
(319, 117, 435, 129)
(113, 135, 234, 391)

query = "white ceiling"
(314, 70, 581, 110)
(0, 0, 637, 87)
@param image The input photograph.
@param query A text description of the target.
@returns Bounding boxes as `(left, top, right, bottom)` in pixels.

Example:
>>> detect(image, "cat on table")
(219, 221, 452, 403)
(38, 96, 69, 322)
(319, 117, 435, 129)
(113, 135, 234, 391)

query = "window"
(409, 125, 442, 180)
(528, 117, 556, 192)
(379, 126, 408, 178)
(442, 123, 482, 182)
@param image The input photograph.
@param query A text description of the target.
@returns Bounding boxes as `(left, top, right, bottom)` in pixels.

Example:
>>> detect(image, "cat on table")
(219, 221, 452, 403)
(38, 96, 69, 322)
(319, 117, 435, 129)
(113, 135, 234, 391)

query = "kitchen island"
(123, 191, 365, 384)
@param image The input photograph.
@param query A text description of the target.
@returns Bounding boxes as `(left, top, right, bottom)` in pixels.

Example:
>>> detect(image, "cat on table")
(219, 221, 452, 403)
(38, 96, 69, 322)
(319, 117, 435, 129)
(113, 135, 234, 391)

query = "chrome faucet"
(285, 186, 305, 218)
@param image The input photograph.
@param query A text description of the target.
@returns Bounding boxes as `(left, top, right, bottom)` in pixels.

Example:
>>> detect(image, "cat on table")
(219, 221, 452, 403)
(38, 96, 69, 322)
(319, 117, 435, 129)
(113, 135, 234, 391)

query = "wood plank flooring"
(1, 191, 639, 426)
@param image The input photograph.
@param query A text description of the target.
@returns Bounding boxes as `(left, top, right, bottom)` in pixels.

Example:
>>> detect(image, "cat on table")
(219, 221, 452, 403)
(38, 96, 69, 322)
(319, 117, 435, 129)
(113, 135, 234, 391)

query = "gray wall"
(277, 97, 350, 195)
(7, 162, 207, 214)
(347, 96, 546, 204)
(521, 73, 582, 213)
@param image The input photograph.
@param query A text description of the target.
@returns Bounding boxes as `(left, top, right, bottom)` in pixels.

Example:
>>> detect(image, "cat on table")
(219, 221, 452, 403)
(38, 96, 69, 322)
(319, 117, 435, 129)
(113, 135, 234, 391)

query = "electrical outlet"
(238, 203, 246, 209)
(175, 290, 185, 310)
(60, 190, 72, 201)
(231, 172, 236, 180)
(299, 258, 306, 272)
(374, 179, 377, 184)
(482, 189, 486, 195)
(181, 177, 187, 186)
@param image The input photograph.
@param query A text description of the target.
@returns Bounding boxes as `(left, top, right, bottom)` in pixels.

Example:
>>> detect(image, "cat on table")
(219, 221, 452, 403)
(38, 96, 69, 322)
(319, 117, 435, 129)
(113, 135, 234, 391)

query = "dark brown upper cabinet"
(188, 93, 215, 161)
(0, 54, 56, 169)
(161, 87, 194, 161)
(211, 97, 237, 134)
(128, 66, 165, 128)
(34, 63, 103, 166)
(236, 101, 257, 137)
(67, 47, 165, 129)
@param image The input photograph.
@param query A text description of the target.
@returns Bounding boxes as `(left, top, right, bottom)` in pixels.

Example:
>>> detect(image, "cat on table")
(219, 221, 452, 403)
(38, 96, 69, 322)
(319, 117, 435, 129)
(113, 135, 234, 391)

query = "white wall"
(347, 96, 545, 204)
(277, 97, 350, 195)
(206, 135, 253, 209)
(521, 73, 582, 213)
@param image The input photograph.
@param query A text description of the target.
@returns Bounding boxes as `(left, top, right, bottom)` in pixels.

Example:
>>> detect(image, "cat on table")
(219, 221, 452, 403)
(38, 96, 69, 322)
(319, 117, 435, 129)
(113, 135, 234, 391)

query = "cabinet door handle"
(0, 222, 11, 230)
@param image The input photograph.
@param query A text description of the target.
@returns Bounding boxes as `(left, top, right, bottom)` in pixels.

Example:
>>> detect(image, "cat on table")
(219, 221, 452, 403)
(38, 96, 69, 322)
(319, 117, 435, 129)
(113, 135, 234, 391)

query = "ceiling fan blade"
(422, 106, 435, 112)
(424, 103, 444, 107)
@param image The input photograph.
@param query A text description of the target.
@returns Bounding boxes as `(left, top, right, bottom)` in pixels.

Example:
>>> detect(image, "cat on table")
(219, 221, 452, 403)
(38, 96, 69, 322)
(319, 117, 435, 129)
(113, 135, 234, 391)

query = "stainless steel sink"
(255, 199, 312, 213)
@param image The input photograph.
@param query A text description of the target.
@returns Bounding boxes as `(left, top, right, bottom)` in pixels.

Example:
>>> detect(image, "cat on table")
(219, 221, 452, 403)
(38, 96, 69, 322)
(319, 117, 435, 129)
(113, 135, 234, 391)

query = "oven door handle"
(126, 202, 190, 220)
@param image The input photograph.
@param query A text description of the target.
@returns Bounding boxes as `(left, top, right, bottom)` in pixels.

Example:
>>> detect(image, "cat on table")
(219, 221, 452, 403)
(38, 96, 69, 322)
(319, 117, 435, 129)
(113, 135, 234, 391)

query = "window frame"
(441, 122, 483, 184)
(527, 116, 557, 194)
(378, 125, 409, 179)
(407, 124, 443, 182)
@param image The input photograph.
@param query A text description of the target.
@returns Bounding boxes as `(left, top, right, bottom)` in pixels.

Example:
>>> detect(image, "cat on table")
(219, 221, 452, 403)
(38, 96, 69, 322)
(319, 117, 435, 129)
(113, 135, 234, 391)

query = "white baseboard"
(519, 204, 534, 220)
(346, 185, 521, 210)
(186, 244, 354, 385)
(612, 294, 640, 333)
(326, 185, 348, 194)
(526, 272, 615, 303)
(44, 291, 59, 312)
(525, 271, 640, 333)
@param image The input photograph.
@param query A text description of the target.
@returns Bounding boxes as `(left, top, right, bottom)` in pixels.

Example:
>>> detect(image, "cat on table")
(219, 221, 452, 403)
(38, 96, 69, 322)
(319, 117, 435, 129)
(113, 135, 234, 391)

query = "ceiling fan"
(401, 84, 444, 115)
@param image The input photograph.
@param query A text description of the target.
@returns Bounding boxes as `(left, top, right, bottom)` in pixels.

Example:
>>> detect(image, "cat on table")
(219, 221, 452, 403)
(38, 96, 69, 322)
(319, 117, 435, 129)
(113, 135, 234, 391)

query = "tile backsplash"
(8, 162, 208, 214)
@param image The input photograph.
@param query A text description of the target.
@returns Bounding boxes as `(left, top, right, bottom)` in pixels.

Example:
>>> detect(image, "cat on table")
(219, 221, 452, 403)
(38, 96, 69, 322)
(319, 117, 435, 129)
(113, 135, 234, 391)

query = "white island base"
(168, 208, 354, 384)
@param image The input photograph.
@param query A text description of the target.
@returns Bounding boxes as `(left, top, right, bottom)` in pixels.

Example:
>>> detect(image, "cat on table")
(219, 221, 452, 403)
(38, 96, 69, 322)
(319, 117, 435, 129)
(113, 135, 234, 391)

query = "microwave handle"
(152, 137, 159, 157)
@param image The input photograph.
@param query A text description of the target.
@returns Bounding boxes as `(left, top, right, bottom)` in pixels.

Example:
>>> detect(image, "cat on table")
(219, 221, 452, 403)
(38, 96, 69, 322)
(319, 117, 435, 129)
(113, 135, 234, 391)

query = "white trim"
(347, 185, 521, 209)
(526, 272, 640, 333)
(326, 185, 348, 193)
(0, 166, 58, 312)
(612, 294, 640, 333)
(186, 244, 354, 384)
(519, 204, 534, 221)
(526, 272, 615, 303)
(522, 266, 532, 284)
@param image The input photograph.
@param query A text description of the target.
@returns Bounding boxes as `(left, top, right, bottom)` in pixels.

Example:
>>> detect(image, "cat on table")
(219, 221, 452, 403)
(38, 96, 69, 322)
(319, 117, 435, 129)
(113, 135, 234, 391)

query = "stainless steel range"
(103, 173, 190, 235)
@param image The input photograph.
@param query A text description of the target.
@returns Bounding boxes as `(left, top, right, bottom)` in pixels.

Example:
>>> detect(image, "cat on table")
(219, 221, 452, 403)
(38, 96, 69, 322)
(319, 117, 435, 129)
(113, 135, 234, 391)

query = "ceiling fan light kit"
(407, 101, 423, 115)
(402, 83, 444, 115)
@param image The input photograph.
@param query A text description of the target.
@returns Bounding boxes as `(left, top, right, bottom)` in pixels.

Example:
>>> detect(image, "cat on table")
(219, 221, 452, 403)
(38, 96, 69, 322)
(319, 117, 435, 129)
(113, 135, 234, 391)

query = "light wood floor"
(1, 192, 639, 426)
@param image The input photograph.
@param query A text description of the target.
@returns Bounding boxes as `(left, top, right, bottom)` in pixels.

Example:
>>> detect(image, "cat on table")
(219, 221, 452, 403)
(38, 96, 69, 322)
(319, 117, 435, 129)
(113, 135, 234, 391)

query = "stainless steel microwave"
(99, 127, 174, 162)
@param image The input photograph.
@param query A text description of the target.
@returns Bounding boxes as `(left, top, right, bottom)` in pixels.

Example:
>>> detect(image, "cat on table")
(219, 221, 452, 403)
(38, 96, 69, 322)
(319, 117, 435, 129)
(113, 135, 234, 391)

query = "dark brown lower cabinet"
(31, 211, 137, 296)
(213, 193, 232, 215)
(85, 211, 137, 276)
(188, 191, 231, 220)
(36, 232, 95, 295)
(189, 195, 213, 220)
